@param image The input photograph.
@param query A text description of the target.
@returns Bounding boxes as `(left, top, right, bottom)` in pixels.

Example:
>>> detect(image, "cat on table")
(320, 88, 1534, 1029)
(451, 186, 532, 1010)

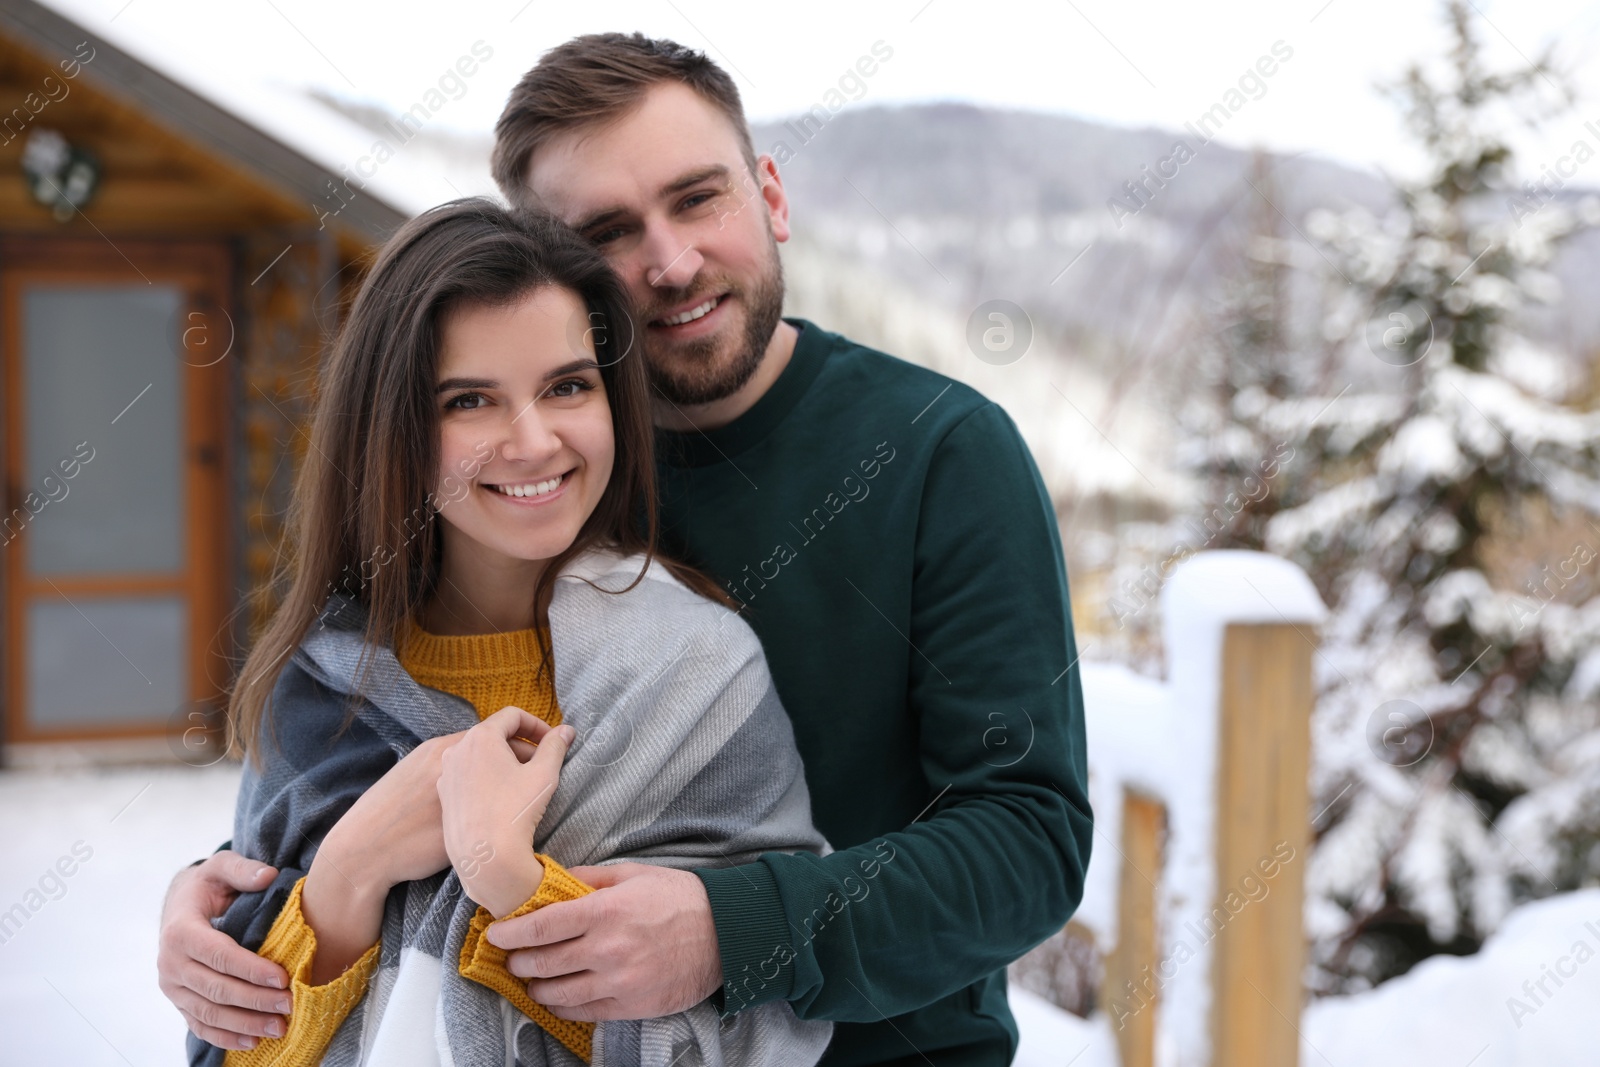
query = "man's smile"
(650, 292, 729, 334)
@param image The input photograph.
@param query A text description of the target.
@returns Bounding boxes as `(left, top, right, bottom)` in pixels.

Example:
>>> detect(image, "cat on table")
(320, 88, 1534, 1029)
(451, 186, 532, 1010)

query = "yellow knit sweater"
(224, 618, 597, 1067)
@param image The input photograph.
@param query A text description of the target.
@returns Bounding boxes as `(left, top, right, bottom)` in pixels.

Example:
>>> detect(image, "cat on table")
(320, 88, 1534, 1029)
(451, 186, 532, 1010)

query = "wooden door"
(1, 237, 232, 743)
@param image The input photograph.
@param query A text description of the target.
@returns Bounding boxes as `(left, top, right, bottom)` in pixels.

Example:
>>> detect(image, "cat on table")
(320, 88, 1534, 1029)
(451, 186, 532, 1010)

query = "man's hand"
(489, 862, 722, 1021)
(156, 851, 291, 1051)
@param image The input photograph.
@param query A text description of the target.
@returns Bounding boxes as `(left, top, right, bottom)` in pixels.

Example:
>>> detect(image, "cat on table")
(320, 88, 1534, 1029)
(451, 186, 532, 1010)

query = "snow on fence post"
(1158, 551, 1326, 1067)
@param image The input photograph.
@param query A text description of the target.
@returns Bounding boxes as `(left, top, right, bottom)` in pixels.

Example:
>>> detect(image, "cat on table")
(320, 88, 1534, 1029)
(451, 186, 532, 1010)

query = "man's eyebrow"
(571, 165, 732, 234)
(660, 164, 729, 198)
(572, 205, 627, 236)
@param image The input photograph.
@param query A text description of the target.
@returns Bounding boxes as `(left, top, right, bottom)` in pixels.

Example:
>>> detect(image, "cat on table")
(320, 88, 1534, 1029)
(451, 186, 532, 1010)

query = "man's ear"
(757, 155, 791, 243)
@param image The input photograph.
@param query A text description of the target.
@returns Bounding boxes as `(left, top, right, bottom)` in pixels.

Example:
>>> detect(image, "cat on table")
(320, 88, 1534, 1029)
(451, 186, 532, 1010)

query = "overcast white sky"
(79, 0, 1600, 182)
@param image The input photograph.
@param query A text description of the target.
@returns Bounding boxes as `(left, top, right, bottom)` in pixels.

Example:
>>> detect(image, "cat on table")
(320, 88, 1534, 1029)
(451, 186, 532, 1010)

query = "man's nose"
(641, 226, 703, 290)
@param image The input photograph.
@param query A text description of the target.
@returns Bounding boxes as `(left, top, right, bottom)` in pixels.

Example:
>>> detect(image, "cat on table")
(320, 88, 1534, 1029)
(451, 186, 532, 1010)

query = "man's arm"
(157, 850, 291, 1051)
(166, 663, 411, 1058)
(697, 401, 1092, 1019)
(498, 401, 1092, 1023)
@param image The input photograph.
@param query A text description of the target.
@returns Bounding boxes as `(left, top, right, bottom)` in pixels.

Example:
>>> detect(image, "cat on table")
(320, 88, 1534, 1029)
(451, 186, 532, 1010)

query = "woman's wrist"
(301, 855, 389, 986)
(459, 844, 546, 918)
(316, 816, 401, 897)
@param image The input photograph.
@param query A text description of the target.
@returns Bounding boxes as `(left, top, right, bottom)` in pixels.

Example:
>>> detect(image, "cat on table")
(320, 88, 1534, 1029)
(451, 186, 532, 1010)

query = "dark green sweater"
(659, 319, 1092, 1067)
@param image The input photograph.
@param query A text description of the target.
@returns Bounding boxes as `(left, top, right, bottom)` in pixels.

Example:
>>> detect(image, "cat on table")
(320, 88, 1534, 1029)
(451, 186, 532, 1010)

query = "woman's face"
(432, 285, 615, 572)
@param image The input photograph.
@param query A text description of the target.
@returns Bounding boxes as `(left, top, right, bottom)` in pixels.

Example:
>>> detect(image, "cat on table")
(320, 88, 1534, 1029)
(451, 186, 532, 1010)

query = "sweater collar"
(655, 317, 829, 469)
(395, 617, 547, 674)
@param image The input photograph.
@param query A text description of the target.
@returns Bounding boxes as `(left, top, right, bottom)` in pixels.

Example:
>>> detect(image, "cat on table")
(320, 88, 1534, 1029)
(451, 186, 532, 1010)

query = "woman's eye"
(445, 392, 486, 411)
(548, 379, 593, 399)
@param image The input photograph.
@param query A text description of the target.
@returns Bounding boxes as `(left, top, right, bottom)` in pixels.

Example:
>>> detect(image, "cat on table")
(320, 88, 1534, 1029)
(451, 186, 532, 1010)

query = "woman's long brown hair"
(231, 198, 730, 762)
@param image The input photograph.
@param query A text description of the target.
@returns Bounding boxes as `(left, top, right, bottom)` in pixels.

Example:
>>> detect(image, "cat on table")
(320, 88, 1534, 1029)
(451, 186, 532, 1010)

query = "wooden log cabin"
(0, 2, 473, 759)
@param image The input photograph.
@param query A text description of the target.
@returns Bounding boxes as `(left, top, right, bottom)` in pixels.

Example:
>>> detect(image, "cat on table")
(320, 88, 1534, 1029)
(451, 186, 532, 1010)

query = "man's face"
(521, 82, 790, 408)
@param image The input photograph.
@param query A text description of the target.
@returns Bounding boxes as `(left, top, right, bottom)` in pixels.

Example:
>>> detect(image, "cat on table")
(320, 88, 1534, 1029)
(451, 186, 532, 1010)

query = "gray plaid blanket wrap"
(190, 549, 833, 1067)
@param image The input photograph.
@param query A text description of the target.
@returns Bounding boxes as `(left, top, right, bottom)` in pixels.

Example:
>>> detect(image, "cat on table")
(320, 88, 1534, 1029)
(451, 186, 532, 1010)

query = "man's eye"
(590, 226, 628, 245)
(445, 392, 485, 410)
(683, 191, 715, 210)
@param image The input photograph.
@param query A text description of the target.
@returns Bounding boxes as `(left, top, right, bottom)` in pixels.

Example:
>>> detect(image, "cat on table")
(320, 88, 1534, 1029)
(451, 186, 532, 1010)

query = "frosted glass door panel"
(23, 285, 185, 575)
(26, 596, 187, 727)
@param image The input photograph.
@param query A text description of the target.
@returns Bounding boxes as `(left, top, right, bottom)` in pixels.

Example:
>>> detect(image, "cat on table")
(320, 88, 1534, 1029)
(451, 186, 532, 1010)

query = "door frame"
(1, 235, 234, 743)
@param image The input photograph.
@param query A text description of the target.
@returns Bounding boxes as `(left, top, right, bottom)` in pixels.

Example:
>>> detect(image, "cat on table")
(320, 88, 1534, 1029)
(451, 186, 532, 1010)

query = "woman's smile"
(482, 469, 574, 505)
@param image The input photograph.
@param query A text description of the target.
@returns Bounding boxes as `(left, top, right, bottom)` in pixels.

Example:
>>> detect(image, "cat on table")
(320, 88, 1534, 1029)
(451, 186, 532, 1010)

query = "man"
(160, 33, 1091, 1067)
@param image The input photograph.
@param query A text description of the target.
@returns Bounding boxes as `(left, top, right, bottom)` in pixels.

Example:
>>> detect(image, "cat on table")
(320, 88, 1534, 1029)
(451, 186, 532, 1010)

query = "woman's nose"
(499, 399, 562, 464)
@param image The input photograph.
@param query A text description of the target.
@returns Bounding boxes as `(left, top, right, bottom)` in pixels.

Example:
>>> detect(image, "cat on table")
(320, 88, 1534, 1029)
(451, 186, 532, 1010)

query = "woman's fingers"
(524, 724, 577, 787)
(482, 705, 555, 745)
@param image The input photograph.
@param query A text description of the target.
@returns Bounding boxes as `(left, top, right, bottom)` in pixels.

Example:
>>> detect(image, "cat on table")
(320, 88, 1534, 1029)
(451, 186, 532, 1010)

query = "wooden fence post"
(1105, 788, 1167, 1067)
(1208, 621, 1314, 1067)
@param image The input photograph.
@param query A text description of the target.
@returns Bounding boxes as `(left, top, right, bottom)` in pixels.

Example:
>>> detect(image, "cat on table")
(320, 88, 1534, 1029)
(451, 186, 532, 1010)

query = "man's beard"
(643, 239, 785, 408)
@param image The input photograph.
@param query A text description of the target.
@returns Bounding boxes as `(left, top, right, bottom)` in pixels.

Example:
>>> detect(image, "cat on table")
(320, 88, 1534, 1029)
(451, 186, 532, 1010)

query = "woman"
(197, 199, 831, 1067)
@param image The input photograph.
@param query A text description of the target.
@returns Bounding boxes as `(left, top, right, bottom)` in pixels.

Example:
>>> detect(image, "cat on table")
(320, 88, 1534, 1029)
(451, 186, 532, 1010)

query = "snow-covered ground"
(1300, 888, 1600, 1066)
(1011, 988, 1116, 1067)
(0, 763, 241, 1066)
(6, 763, 1595, 1067)
(0, 764, 1116, 1066)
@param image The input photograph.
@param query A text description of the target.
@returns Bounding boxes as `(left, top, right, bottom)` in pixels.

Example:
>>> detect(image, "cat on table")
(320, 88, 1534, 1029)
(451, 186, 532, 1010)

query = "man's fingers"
(178, 1008, 262, 1052)
(501, 934, 605, 980)
(488, 896, 594, 950)
(540, 995, 629, 1023)
(182, 924, 290, 990)
(199, 850, 277, 894)
(524, 971, 607, 1010)
(169, 975, 287, 1040)
(562, 863, 639, 889)
(175, 953, 293, 1014)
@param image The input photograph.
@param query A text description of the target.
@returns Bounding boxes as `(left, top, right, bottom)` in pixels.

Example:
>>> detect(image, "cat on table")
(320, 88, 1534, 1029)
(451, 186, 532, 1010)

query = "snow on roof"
(20, 0, 500, 230)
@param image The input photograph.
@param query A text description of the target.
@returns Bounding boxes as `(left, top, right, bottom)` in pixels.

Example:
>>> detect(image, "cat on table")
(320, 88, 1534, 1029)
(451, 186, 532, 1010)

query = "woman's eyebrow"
(436, 361, 598, 394)
(436, 377, 498, 394)
(543, 358, 601, 381)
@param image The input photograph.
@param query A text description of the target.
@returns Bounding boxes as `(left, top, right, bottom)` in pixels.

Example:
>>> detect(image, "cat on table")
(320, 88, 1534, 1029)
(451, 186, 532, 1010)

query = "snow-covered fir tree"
(1173, 152, 1314, 552)
(1254, 1, 1600, 992)
(1102, 0, 1600, 995)
(1096, 153, 1319, 669)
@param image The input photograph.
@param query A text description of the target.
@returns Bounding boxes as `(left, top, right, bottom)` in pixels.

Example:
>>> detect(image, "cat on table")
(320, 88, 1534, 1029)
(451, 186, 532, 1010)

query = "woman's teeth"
(659, 296, 720, 326)
(490, 473, 564, 498)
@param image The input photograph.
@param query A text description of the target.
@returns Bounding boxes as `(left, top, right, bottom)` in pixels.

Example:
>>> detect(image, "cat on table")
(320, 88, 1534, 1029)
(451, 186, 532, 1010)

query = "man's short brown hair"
(492, 32, 760, 210)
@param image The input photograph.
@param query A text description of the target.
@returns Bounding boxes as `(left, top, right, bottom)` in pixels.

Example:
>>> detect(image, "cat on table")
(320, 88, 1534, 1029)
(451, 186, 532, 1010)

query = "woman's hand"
(300, 730, 470, 983)
(438, 707, 576, 917)
(317, 732, 467, 890)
